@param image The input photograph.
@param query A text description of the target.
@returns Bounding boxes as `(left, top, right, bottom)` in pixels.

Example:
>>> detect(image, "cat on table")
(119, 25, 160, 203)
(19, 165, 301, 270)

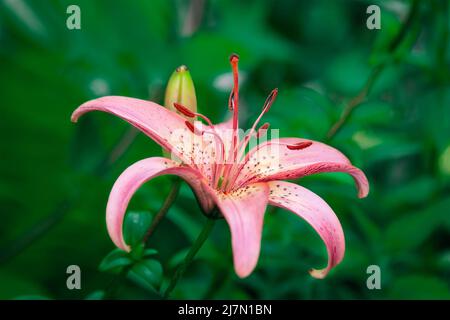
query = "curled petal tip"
(70, 110, 80, 123)
(358, 188, 369, 199)
(122, 244, 131, 253)
(309, 268, 328, 279)
(235, 268, 253, 279)
(355, 172, 369, 199)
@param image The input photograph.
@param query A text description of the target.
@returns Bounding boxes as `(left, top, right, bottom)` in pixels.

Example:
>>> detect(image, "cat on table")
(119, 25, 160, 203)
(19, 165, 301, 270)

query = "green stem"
(0, 200, 72, 264)
(104, 178, 181, 298)
(325, 67, 381, 141)
(163, 217, 216, 299)
(143, 178, 182, 243)
(325, 0, 420, 141)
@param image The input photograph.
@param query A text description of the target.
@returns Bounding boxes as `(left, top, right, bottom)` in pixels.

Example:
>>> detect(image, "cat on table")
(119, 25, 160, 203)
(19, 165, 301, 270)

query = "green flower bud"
(163, 65, 197, 159)
(164, 65, 197, 121)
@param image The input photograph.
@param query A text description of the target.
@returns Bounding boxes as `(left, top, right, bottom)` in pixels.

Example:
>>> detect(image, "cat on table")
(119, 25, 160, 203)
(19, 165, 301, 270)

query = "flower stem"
(143, 178, 182, 243)
(325, 0, 420, 141)
(163, 217, 216, 299)
(325, 68, 381, 141)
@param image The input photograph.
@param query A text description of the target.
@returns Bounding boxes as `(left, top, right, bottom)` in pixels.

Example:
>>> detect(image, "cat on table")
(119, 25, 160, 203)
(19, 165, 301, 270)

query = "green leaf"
(389, 275, 450, 299)
(128, 259, 163, 292)
(69, 117, 105, 174)
(385, 198, 450, 252)
(85, 290, 106, 300)
(13, 295, 51, 300)
(98, 249, 133, 273)
(324, 51, 371, 95)
(143, 248, 159, 257)
(351, 100, 393, 127)
(267, 87, 334, 138)
(123, 210, 154, 249)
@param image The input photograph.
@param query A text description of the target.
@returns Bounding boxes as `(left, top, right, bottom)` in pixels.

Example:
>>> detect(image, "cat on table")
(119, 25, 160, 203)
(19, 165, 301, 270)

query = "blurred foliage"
(0, 0, 449, 300)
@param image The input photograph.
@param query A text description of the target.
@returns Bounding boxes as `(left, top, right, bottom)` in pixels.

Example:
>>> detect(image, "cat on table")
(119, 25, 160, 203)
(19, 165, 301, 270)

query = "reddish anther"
(174, 102, 196, 118)
(286, 141, 313, 150)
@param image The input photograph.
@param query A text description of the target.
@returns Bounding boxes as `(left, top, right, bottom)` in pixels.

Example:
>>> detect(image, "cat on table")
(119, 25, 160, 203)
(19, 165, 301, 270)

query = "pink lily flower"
(71, 55, 369, 279)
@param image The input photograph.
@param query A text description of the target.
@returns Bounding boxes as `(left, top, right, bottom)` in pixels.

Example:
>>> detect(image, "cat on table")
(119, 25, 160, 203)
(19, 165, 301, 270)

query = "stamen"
(224, 122, 270, 191)
(286, 141, 313, 150)
(174, 102, 196, 118)
(176, 102, 215, 127)
(224, 88, 278, 192)
(184, 121, 197, 134)
(256, 123, 270, 138)
(201, 130, 226, 188)
(262, 88, 278, 113)
(230, 140, 313, 191)
(228, 91, 235, 111)
(234, 88, 278, 161)
(181, 121, 202, 171)
(222, 53, 240, 187)
(185, 120, 226, 187)
(229, 53, 240, 143)
(230, 53, 240, 63)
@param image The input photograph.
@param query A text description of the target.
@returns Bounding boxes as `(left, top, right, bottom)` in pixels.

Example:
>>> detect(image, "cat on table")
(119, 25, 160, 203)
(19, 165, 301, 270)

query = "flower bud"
(163, 65, 197, 159)
(164, 65, 197, 122)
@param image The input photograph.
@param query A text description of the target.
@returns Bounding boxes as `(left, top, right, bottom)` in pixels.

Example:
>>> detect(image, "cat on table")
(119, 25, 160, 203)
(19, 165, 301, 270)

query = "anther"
(256, 123, 270, 138)
(174, 102, 196, 118)
(286, 141, 313, 150)
(185, 121, 197, 134)
(262, 88, 278, 113)
(229, 53, 240, 63)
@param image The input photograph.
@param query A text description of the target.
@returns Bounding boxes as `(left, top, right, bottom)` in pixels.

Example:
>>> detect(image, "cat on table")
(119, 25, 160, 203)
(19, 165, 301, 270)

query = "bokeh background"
(1, 0, 449, 299)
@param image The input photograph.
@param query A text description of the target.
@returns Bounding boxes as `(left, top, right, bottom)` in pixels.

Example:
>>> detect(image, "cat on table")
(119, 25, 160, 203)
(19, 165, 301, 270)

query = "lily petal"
(236, 138, 369, 198)
(267, 181, 345, 279)
(209, 117, 234, 156)
(214, 182, 269, 278)
(106, 157, 214, 251)
(71, 96, 194, 164)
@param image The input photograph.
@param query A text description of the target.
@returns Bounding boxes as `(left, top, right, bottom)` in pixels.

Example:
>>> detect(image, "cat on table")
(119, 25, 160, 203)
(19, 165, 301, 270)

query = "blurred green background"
(1, 0, 449, 300)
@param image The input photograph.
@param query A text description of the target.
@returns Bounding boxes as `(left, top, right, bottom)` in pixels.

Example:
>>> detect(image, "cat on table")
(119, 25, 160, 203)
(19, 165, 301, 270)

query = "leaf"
(98, 249, 133, 273)
(389, 275, 450, 299)
(13, 295, 51, 300)
(384, 198, 450, 253)
(382, 176, 437, 209)
(351, 100, 393, 127)
(0, 272, 48, 299)
(69, 116, 106, 174)
(128, 259, 163, 292)
(267, 87, 334, 138)
(364, 135, 421, 165)
(85, 290, 105, 300)
(324, 51, 371, 95)
(143, 248, 159, 257)
(123, 210, 154, 249)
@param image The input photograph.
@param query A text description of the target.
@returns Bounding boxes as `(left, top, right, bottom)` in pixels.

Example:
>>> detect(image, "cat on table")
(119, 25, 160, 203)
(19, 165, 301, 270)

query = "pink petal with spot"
(209, 117, 234, 155)
(106, 157, 214, 251)
(71, 96, 195, 165)
(213, 182, 269, 278)
(236, 138, 369, 198)
(268, 181, 345, 279)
